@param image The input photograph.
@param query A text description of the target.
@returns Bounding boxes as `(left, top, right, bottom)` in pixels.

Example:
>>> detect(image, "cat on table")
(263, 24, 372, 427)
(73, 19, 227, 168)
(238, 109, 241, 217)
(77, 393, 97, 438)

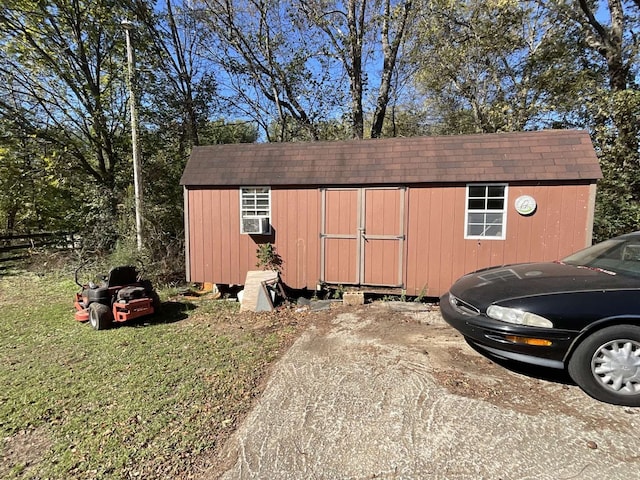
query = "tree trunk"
(370, 0, 412, 138)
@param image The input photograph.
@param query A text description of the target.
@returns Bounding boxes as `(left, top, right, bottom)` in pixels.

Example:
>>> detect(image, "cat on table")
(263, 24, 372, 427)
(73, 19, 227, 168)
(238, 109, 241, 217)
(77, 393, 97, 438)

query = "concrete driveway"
(204, 302, 640, 479)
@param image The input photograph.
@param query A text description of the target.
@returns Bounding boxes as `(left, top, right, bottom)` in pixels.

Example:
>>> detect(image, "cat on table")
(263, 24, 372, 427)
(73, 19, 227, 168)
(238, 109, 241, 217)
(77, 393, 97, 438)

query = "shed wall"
(186, 188, 320, 288)
(186, 182, 596, 297)
(404, 183, 596, 296)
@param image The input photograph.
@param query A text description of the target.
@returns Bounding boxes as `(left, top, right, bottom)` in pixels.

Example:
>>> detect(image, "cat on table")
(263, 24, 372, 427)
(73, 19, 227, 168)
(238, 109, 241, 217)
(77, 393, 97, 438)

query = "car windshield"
(562, 236, 640, 278)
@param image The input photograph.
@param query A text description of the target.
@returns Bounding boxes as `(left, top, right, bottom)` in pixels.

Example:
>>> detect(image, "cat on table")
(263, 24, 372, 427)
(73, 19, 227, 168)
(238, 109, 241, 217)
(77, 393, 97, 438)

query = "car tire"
(568, 325, 640, 406)
(89, 303, 112, 331)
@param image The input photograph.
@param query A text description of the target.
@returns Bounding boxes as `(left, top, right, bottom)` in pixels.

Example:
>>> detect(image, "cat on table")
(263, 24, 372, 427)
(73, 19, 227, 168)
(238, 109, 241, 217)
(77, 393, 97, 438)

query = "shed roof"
(180, 130, 602, 187)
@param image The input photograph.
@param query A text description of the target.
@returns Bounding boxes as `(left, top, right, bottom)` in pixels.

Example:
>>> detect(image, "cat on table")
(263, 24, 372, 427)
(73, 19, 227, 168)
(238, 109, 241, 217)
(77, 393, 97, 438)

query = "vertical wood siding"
(187, 187, 320, 289)
(362, 188, 404, 286)
(404, 183, 596, 297)
(322, 189, 359, 284)
(187, 189, 252, 286)
(271, 189, 321, 289)
(187, 182, 595, 298)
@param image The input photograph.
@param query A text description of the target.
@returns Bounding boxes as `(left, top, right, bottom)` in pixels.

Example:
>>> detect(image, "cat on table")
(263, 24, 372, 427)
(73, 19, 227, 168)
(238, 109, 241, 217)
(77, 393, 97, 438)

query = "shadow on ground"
(122, 300, 195, 328)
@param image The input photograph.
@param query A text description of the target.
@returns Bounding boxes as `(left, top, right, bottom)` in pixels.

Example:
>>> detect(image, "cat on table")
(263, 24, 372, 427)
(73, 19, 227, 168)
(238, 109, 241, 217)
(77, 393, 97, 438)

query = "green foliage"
(411, 0, 565, 133)
(200, 119, 259, 145)
(255, 243, 283, 273)
(414, 285, 428, 302)
(375, 107, 433, 138)
(591, 90, 640, 241)
(332, 284, 346, 299)
(3, 0, 640, 274)
(0, 0, 132, 189)
(0, 121, 86, 232)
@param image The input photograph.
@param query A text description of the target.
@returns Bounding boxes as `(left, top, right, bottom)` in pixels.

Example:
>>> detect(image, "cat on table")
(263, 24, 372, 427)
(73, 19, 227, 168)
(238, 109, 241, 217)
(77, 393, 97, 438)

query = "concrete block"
(343, 291, 364, 306)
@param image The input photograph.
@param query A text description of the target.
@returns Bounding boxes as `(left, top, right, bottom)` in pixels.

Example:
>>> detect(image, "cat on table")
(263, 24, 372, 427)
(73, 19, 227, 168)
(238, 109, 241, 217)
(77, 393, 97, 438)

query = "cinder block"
(343, 291, 364, 306)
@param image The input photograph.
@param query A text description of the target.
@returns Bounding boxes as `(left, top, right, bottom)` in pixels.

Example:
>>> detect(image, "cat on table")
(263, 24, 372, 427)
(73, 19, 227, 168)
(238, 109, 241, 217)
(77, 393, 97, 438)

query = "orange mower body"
(73, 266, 159, 330)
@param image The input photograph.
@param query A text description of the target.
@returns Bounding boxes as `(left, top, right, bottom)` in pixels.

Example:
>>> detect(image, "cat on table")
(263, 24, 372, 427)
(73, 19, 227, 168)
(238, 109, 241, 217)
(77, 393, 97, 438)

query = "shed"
(180, 130, 602, 297)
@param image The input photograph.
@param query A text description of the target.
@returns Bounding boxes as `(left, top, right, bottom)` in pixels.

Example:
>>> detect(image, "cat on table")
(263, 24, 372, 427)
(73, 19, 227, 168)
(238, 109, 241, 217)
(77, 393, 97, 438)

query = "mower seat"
(107, 266, 139, 287)
(117, 285, 147, 302)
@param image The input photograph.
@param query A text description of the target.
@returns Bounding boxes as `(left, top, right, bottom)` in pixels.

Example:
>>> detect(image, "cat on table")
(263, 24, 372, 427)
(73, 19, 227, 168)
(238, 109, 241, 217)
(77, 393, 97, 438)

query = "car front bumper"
(440, 292, 576, 369)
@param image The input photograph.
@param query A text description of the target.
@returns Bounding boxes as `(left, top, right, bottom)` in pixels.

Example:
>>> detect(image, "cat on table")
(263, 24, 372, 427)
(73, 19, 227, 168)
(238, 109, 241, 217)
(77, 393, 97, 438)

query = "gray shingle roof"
(180, 130, 602, 187)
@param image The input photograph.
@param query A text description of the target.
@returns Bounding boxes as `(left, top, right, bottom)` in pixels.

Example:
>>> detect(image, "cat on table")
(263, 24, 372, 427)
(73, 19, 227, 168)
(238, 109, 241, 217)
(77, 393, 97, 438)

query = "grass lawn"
(0, 269, 309, 479)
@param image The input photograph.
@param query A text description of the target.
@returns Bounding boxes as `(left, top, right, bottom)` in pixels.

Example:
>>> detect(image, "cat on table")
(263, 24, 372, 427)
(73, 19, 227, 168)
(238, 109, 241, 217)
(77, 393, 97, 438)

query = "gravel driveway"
(202, 302, 640, 479)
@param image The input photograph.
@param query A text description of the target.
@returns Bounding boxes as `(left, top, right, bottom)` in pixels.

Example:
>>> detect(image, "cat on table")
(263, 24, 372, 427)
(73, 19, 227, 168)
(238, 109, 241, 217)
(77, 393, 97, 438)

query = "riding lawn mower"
(74, 265, 160, 330)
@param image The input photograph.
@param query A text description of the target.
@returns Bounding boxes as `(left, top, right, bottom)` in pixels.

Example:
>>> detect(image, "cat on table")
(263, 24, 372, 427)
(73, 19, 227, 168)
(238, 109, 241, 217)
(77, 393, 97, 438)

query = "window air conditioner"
(242, 217, 270, 234)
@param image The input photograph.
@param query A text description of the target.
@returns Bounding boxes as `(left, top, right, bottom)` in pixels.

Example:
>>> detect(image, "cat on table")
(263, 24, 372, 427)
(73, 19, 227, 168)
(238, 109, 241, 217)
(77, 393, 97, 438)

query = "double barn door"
(320, 187, 405, 288)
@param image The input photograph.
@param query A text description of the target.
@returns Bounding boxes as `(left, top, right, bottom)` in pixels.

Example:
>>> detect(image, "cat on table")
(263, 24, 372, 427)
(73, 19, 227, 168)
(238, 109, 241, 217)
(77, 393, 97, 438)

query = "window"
(465, 184, 507, 239)
(240, 187, 271, 234)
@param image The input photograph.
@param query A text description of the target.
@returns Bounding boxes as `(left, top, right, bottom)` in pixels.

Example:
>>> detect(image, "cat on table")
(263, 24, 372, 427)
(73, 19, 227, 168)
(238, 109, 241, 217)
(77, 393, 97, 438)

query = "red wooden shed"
(180, 130, 602, 297)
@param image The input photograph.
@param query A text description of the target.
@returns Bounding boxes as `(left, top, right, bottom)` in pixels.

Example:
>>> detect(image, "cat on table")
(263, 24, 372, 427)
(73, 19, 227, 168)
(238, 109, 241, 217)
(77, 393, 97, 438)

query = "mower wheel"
(89, 303, 112, 330)
(151, 291, 161, 312)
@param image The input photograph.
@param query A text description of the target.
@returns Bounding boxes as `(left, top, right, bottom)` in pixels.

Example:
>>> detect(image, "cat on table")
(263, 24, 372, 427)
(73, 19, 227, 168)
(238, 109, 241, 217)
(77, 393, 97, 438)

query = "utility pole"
(122, 20, 144, 251)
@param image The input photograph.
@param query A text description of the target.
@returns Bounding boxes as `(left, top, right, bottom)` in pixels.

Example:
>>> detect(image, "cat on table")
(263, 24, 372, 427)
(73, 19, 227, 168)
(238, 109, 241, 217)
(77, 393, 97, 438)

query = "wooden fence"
(0, 232, 78, 268)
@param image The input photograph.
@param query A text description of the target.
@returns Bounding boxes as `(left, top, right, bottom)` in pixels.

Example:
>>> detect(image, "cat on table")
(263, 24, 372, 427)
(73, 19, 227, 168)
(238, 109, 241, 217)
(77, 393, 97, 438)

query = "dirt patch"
(353, 303, 639, 434)
(204, 300, 640, 480)
(194, 300, 640, 479)
(0, 426, 52, 478)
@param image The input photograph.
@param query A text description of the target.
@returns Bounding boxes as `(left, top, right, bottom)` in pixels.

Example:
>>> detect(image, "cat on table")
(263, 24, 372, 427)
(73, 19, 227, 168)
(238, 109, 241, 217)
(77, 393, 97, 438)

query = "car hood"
(448, 261, 639, 310)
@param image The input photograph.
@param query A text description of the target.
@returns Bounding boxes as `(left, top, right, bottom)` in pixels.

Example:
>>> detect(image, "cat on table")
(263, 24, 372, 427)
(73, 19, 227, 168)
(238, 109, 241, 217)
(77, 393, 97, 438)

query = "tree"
(195, 0, 336, 141)
(195, 0, 414, 140)
(0, 119, 84, 232)
(0, 0, 142, 240)
(297, 0, 414, 139)
(129, 0, 218, 152)
(0, 0, 132, 191)
(411, 0, 566, 134)
(538, 0, 640, 240)
(411, 0, 640, 239)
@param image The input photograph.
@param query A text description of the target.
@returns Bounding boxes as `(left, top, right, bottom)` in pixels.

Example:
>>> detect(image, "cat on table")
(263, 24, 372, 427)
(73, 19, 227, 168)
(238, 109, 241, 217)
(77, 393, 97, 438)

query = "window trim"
(239, 186, 272, 235)
(464, 183, 508, 240)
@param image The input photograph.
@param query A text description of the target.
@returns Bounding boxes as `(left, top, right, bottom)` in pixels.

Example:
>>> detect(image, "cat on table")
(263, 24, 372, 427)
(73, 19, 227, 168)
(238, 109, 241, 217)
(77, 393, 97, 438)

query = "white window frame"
(464, 183, 508, 240)
(240, 187, 272, 235)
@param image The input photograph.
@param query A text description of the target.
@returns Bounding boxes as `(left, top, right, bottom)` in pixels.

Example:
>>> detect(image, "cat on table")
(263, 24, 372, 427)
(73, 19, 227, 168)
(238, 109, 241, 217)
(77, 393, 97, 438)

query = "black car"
(440, 231, 640, 406)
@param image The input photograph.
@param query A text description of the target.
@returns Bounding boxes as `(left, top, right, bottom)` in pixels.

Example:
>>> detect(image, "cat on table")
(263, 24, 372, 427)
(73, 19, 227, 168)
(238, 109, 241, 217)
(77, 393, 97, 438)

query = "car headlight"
(486, 305, 553, 328)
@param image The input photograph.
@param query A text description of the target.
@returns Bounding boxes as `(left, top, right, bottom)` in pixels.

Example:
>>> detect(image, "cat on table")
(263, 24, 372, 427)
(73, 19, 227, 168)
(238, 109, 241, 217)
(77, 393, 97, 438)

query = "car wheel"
(568, 325, 640, 406)
(88, 303, 112, 331)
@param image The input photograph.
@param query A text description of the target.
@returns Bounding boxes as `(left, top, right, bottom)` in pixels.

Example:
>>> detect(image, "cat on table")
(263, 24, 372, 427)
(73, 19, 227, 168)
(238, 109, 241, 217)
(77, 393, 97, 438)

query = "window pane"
(486, 213, 503, 225)
(468, 213, 485, 224)
(466, 184, 506, 238)
(468, 185, 486, 198)
(485, 224, 502, 236)
(487, 198, 504, 210)
(468, 199, 486, 210)
(487, 185, 505, 198)
(467, 224, 485, 236)
(241, 187, 270, 220)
